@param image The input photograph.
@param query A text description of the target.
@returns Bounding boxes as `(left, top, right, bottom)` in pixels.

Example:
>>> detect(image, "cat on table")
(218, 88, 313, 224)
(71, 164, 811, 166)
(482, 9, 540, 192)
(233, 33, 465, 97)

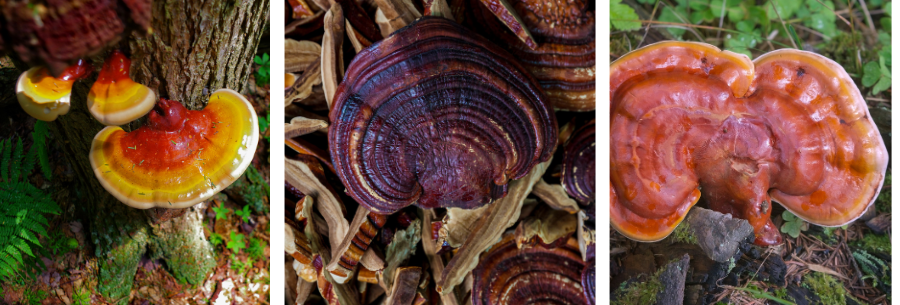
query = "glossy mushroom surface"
(472, 234, 588, 305)
(88, 50, 157, 126)
(16, 60, 91, 121)
(329, 17, 557, 214)
(467, 0, 595, 111)
(90, 89, 259, 209)
(562, 120, 596, 207)
(610, 41, 889, 245)
(0, 0, 151, 76)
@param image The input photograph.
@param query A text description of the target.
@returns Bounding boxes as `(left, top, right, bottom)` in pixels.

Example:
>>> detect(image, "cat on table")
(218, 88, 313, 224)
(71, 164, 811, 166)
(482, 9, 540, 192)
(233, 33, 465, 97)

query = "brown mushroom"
(610, 41, 889, 245)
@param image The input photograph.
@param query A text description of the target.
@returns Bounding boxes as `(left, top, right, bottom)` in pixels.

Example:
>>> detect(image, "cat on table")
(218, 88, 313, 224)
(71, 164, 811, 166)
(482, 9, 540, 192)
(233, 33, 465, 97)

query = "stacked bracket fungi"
(562, 120, 596, 214)
(16, 60, 91, 121)
(466, 0, 595, 111)
(90, 89, 259, 209)
(0, 0, 152, 76)
(88, 50, 157, 126)
(329, 17, 558, 214)
(609, 41, 889, 246)
(472, 234, 588, 305)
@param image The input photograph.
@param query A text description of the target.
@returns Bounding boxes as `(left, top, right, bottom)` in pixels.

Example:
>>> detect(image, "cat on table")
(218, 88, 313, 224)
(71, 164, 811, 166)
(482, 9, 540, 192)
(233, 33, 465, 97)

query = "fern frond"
(10, 138, 23, 182)
(33, 121, 51, 180)
(1, 139, 9, 182)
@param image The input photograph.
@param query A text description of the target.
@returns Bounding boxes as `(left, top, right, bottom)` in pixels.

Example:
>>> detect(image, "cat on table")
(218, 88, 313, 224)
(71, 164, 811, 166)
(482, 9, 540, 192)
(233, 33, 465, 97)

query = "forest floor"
(610, 1, 891, 304)
(0, 57, 272, 305)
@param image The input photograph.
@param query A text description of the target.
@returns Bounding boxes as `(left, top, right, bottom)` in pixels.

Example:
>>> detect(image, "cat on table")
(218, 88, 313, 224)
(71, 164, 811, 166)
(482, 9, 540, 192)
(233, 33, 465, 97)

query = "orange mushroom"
(90, 89, 259, 209)
(610, 42, 888, 246)
(88, 50, 157, 126)
(16, 60, 91, 121)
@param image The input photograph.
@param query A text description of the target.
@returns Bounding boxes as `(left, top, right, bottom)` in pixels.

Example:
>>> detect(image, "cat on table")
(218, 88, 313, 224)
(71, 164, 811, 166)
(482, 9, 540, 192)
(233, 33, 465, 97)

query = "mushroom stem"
(148, 98, 188, 132)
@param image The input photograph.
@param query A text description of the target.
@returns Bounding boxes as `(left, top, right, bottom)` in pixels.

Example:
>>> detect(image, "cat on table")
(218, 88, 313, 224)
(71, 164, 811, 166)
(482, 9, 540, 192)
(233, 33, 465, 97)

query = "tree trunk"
(48, 1, 268, 303)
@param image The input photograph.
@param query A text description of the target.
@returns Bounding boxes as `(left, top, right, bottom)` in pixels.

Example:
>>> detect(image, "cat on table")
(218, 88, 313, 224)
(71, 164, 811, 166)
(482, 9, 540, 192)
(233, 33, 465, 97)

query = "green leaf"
(690, 9, 715, 24)
(863, 61, 882, 87)
(885, 2, 892, 17)
(234, 205, 252, 223)
(881, 17, 891, 33)
(226, 232, 246, 253)
(872, 76, 891, 95)
(212, 203, 230, 220)
(710, 0, 728, 18)
(879, 45, 892, 68)
(782, 210, 797, 221)
(659, 6, 689, 38)
(766, 0, 803, 20)
(780, 211, 804, 238)
(611, 0, 642, 31)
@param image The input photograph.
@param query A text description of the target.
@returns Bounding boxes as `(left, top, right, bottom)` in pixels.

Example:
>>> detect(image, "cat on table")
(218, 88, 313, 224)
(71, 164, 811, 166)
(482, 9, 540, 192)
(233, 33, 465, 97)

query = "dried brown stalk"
(346, 20, 367, 53)
(531, 179, 580, 213)
(473, 0, 536, 49)
(437, 159, 551, 294)
(327, 208, 388, 283)
(360, 247, 385, 271)
(514, 207, 578, 249)
(286, 116, 329, 138)
(289, 0, 319, 18)
(384, 267, 423, 305)
(424, 0, 454, 21)
(372, 0, 421, 36)
(322, 3, 345, 110)
(439, 205, 489, 248)
(286, 39, 322, 73)
(286, 58, 323, 107)
(286, 156, 350, 258)
(421, 209, 461, 305)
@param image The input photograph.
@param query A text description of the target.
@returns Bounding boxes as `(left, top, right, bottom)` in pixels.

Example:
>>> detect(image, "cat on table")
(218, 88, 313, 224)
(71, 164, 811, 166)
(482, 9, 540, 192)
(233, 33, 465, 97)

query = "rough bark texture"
(44, 0, 268, 303)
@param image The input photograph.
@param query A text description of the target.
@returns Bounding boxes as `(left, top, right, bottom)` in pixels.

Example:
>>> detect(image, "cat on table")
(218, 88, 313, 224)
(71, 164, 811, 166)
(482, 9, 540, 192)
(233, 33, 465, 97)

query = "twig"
(637, 0, 662, 49)
(857, 0, 877, 34)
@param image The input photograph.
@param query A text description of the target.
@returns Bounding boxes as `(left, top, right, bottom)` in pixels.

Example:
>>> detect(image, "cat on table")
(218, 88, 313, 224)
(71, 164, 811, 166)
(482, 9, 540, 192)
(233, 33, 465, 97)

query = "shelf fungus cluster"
(285, 4, 595, 304)
(610, 41, 889, 246)
(465, 0, 596, 112)
(0, 0, 152, 76)
(90, 90, 259, 209)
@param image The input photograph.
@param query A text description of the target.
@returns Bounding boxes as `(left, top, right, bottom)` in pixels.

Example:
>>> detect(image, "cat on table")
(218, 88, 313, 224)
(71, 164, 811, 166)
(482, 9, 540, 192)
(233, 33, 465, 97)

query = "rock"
(683, 207, 754, 262)
(656, 254, 690, 305)
(866, 213, 890, 234)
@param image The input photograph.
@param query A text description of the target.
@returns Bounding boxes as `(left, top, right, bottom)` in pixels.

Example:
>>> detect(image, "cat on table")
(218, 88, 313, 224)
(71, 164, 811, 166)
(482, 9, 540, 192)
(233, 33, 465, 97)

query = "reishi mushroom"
(472, 234, 588, 305)
(562, 120, 596, 210)
(16, 60, 91, 121)
(329, 17, 557, 214)
(610, 41, 889, 246)
(90, 89, 259, 209)
(0, 0, 151, 76)
(466, 0, 596, 111)
(88, 50, 157, 126)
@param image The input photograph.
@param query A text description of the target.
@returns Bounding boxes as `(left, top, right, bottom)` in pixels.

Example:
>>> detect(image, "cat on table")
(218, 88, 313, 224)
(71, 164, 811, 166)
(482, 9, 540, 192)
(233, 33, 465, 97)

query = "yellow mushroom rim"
(89, 89, 259, 209)
(87, 50, 157, 126)
(16, 60, 92, 121)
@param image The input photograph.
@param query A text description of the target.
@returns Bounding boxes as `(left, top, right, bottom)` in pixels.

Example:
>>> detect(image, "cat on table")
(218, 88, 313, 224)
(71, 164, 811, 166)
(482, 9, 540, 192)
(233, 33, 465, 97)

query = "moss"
(99, 229, 148, 305)
(773, 287, 793, 303)
(856, 234, 891, 254)
(612, 275, 661, 305)
(670, 223, 698, 245)
(612, 257, 687, 305)
(802, 272, 847, 305)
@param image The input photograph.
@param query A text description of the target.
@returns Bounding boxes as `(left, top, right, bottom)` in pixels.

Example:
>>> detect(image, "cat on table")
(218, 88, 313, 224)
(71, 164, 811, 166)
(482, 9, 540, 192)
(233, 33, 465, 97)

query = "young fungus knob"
(88, 50, 157, 126)
(90, 89, 259, 209)
(16, 60, 91, 121)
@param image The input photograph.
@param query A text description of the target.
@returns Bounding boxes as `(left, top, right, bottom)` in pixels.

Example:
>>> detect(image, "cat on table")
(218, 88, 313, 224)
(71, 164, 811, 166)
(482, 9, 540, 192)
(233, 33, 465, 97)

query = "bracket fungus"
(467, 0, 595, 111)
(0, 0, 152, 76)
(16, 60, 91, 121)
(610, 41, 889, 246)
(472, 234, 588, 305)
(88, 50, 157, 126)
(562, 120, 596, 208)
(90, 89, 259, 209)
(329, 17, 557, 214)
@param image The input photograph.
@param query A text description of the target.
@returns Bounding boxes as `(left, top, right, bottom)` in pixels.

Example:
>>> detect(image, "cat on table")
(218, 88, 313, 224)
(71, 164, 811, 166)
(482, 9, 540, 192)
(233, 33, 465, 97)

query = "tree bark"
(47, 1, 268, 303)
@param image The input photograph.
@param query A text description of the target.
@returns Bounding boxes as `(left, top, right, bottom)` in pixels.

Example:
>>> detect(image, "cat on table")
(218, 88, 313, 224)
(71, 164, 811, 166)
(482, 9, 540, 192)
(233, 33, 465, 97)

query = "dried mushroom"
(284, 3, 595, 304)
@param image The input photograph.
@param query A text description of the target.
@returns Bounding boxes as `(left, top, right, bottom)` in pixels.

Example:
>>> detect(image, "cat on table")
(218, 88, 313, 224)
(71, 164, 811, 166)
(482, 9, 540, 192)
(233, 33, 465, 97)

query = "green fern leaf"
(33, 121, 51, 180)
(10, 138, 23, 182)
(1, 139, 9, 181)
